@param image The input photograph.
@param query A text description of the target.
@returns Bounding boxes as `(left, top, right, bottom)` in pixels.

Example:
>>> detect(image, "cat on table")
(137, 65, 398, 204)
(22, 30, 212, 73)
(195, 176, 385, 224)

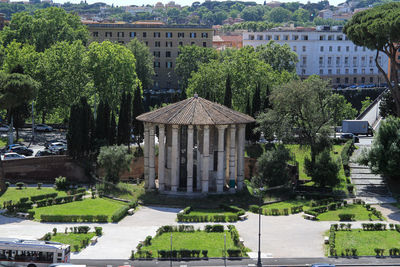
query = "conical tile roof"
(137, 95, 255, 125)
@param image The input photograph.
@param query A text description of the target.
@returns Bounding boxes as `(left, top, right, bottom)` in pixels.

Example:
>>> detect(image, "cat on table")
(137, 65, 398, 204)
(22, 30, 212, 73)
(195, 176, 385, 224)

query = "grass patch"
(334, 230, 400, 256)
(137, 231, 238, 258)
(97, 182, 145, 202)
(189, 209, 238, 217)
(30, 198, 127, 222)
(317, 204, 381, 221)
(0, 137, 6, 148)
(262, 199, 310, 211)
(51, 233, 96, 252)
(0, 187, 67, 204)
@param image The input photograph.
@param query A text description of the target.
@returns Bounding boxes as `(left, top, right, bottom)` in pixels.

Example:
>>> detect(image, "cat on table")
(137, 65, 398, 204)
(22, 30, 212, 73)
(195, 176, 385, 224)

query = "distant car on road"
(48, 142, 67, 154)
(311, 264, 335, 267)
(0, 124, 15, 132)
(9, 146, 33, 156)
(45, 139, 66, 149)
(341, 133, 359, 143)
(35, 123, 53, 132)
(35, 149, 54, 157)
(1, 152, 26, 160)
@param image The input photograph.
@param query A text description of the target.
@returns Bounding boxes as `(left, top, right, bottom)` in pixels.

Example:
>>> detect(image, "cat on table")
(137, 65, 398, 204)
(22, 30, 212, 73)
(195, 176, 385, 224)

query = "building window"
(292, 35, 298, 40)
(283, 35, 289, 40)
(92, 32, 98, 37)
(362, 68, 366, 74)
(202, 32, 208, 38)
(154, 51, 160, 58)
(346, 46, 349, 52)
(361, 56, 366, 65)
(336, 57, 340, 65)
(329, 46, 332, 52)
(328, 57, 332, 65)
(337, 69, 340, 74)
(117, 32, 124, 38)
(361, 77, 366, 83)
(130, 32, 136, 38)
(105, 32, 112, 37)
(143, 32, 147, 38)
(353, 69, 357, 74)
(302, 69, 306, 75)
(354, 77, 357, 83)
(320, 46, 324, 52)
(179, 41, 183, 46)
(337, 46, 341, 52)
(345, 77, 349, 83)
(302, 46, 306, 52)
(293, 46, 297, 52)
(370, 68, 374, 74)
(203, 42, 207, 47)
(145, 41, 148, 46)
(155, 41, 160, 47)
(118, 41, 124, 44)
(336, 78, 340, 83)
(337, 35, 343, 41)
(354, 46, 358, 52)
(353, 56, 357, 66)
(328, 69, 332, 75)
(328, 35, 334, 40)
(319, 35, 325, 40)
(166, 62, 173, 68)
(154, 32, 161, 38)
(267, 35, 272, 40)
(345, 57, 349, 65)
(274, 35, 280, 40)
(178, 32, 184, 38)
(154, 62, 160, 68)
(190, 32, 197, 38)
(165, 51, 171, 58)
(302, 56, 307, 65)
(154, 81, 159, 88)
(319, 69, 323, 75)
(301, 35, 308, 40)
(166, 32, 173, 38)
(257, 35, 263, 40)
(166, 41, 173, 47)
(370, 77, 374, 83)
(191, 42, 195, 45)
(319, 57, 323, 66)
(369, 56, 374, 66)
(345, 69, 349, 74)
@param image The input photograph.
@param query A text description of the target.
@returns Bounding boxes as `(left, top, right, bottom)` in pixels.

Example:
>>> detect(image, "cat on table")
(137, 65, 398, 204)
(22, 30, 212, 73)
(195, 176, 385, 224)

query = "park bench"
(128, 208, 135, 215)
(303, 214, 316, 220)
(239, 214, 248, 221)
(324, 236, 329, 244)
(16, 212, 29, 219)
(239, 238, 244, 246)
(90, 236, 98, 245)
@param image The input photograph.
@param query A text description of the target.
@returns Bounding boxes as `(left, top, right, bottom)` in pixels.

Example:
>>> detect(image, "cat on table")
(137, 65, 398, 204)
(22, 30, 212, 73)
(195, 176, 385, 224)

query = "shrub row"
(338, 213, 355, 221)
(177, 213, 238, 222)
(304, 201, 346, 218)
(40, 214, 108, 222)
(219, 204, 246, 216)
(111, 205, 130, 223)
(31, 193, 58, 202)
(331, 223, 352, 231)
(134, 249, 208, 259)
(341, 140, 355, 173)
(36, 195, 78, 207)
(204, 224, 224, 233)
(362, 223, 388, 231)
(5, 201, 34, 212)
(156, 225, 195, 236)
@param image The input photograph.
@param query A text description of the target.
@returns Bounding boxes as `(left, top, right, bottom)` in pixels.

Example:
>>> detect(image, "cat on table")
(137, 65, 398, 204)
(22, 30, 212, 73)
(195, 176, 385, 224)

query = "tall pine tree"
(224, 74, 232, 108)
(109, 111, 117, 145)
(132, 86, 145, 146)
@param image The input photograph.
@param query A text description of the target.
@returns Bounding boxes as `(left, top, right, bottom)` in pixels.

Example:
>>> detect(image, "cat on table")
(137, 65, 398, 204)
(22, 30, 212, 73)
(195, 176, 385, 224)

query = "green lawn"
(0, 138, 6, 148)
(97, 182, 145, 202)
(30, 198, 127, 221)
(262, 199, 310, 210)
(317, 205, 381, 221)
(51, 233, 96, 252)
(335, 230, 400, 256)
(0, 187, 67, 205)
(189, 209, 237, 217)
(137, 231, 239, 258)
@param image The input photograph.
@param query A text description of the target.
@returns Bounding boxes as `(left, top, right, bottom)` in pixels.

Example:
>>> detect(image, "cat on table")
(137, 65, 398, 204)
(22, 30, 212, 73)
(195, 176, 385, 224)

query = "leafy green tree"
(1, 7, 89, 52)
(293, 8, 310, 22)
(175, 45, 219, 92)
(269, 7, 292, 23)
(343, 3, 400, 116)
(87, 41, 138, 111)
(252, 145, 292, 187)
(117, 92, 132, 146)
(379, 91, 396, 118)
(359, 116, 400, 179)
(329, 93, 358, 126)
(250, 82, 261, 142)
(240, 5, 265, 21)
(223, 74, 232, 108)
(126, 39, 154, 90)
(97, 145, 133, 184)
(360, 96, 372, 114)
(305, 149, 340, 187)
(256, 76, 334, 164)
(256, 41, 298, 73)
(132, 86, 144, 146)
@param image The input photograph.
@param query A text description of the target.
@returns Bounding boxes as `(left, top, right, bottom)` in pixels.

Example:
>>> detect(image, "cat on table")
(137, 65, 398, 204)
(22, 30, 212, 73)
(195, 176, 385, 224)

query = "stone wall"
(2, 156, 88, 184)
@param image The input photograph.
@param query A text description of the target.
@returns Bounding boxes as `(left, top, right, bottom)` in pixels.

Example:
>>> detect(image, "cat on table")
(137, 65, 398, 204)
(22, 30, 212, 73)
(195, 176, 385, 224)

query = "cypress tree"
(117, 92, 127, 145)
(67, 102, 80, 159)
(250, 83, 261, 142)
(103, 102, 111, 144)
(109, 111, 117, 145)
(132, 86, 145, 146)
(263, 85, 271, 110)
(224, 74, 232, 108)
(245, 95, 252, 141)
(95, 100, 106, 141)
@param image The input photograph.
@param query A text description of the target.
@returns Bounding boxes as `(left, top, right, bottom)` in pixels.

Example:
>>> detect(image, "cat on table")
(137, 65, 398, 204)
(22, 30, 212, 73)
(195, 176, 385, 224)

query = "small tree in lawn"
(305, 149, 340, 188)
(97, 145, 133, 185)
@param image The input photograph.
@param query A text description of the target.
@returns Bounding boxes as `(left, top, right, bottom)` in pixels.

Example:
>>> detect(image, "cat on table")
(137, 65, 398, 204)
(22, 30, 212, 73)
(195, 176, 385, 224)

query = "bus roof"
(0, 238, 69, 251)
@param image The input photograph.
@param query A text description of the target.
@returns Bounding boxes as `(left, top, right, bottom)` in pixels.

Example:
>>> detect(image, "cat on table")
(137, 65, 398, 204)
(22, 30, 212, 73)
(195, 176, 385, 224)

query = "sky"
(41, 0, 344, 7)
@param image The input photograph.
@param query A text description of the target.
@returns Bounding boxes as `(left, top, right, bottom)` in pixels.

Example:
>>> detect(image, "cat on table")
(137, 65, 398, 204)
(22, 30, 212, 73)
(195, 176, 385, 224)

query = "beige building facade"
(85, 22, 213, 90)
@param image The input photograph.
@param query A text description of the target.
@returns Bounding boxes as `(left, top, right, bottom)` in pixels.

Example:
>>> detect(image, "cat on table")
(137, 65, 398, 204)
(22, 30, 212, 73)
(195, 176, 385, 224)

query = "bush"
(111, 205, 129, 222)
(347, 185, 354, 193)
(338, 213, 355, 221)
(341, 140, 355, 168)
(95, 227, 103, 236)
(144, 235, 152, 246)
(31, 193, 58, 202)
(201, 250, 208, 258)
(78, 226, 90, 234)
(15, 182, 24, 189)
(43, 232, 51, 241)
(37, 183, 42, 189)
(249, 205, 260, 213)
(5, 182, 10, 188)
(227, 249, 242, 258)
(204, 224, 224, 232)
(19, 197, 28, 203)
(246, 143, 263, 158)
(54, 176, 69, 190)
(53, 228, 57, 235)
(305, 149, 340, 187)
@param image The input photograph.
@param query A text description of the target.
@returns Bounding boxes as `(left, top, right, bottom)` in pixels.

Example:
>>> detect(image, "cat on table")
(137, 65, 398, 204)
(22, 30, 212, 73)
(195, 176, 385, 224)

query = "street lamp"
(254, 187, 264, 267)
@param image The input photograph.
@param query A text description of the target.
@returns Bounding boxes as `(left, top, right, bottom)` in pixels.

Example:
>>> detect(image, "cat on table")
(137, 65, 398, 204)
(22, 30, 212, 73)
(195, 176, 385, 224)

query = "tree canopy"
(256, 41, 299, 73)
(126, 39, 154, 90)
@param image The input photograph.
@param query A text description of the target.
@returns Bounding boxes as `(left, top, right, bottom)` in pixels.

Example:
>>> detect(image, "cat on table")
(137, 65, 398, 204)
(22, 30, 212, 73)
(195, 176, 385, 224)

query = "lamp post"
(255, 187, 264, 267)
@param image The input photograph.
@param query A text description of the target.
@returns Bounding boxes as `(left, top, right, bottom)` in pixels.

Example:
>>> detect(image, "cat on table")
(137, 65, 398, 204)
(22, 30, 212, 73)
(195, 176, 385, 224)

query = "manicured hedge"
(40, 214, 108, 222)
(111, 205, 130, 223)
(204, 224, 224, 232)
(177, 205, 243, 222)
(31, 193, 58, 202)
(338, 213, 355, 221)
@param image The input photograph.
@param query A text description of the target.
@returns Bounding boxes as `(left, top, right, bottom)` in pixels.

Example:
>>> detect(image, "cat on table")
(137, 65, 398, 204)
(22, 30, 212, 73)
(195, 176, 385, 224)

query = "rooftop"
(137, 95, 255, 125)
(84, 21, 212, 29)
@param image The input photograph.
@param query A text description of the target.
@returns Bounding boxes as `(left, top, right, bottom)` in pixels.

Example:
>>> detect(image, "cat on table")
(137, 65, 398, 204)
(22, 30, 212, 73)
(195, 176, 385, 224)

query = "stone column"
(196, 126, 201, 191)
(158, 124, 165, 192)
(187, 125, 194, 193)
(216, 125, 227, 193)
(143, 122, 150, 189)
(202, 125, 210, 193)
(171, 125, 179, 192)
(229, 125, 236, 190)
(237, 124, 246, 191)
(148, 123, 155, 190)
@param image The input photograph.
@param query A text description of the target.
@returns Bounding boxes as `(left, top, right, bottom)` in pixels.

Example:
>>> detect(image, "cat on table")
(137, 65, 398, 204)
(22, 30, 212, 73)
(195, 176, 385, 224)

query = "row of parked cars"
(0, 123, 53, 132)
(0, 141, 67, 160)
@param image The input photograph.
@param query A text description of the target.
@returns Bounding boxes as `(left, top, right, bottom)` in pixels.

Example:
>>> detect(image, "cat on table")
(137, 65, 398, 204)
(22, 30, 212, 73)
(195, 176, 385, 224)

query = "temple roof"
(136, 95, 255, 125)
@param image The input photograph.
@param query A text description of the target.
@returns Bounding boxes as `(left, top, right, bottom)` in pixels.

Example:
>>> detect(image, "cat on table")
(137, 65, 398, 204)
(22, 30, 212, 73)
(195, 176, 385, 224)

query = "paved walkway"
(0, 205, 399, 260)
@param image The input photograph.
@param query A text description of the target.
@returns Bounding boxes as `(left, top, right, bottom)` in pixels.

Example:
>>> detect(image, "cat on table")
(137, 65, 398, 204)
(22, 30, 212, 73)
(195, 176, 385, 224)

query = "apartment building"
(85, 21, 213, 90)
(243, 25, 389, 87)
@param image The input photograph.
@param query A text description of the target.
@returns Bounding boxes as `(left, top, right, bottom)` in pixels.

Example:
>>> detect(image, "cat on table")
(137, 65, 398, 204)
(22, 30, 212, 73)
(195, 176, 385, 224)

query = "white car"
(34, 123, 53, 132)
(1, 152, 26, 160)
(48, 142, 67, 153)
(0, 125, 15, 132)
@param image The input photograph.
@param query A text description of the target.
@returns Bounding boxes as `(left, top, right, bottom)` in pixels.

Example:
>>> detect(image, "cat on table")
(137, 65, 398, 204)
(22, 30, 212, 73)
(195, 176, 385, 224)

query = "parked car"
(35, 150, 53, 157)
(0, 124, 15, 132)
(5, 143, 24, 151)
(311, 264, 335, 267)
(48, 142, 67, 154)
(1, 152, 26, 160)
(341, 133, 359, 143)
(9, 146, 33, 156)
(45, 139, 66, 149)
(34, 123, 53, 132)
